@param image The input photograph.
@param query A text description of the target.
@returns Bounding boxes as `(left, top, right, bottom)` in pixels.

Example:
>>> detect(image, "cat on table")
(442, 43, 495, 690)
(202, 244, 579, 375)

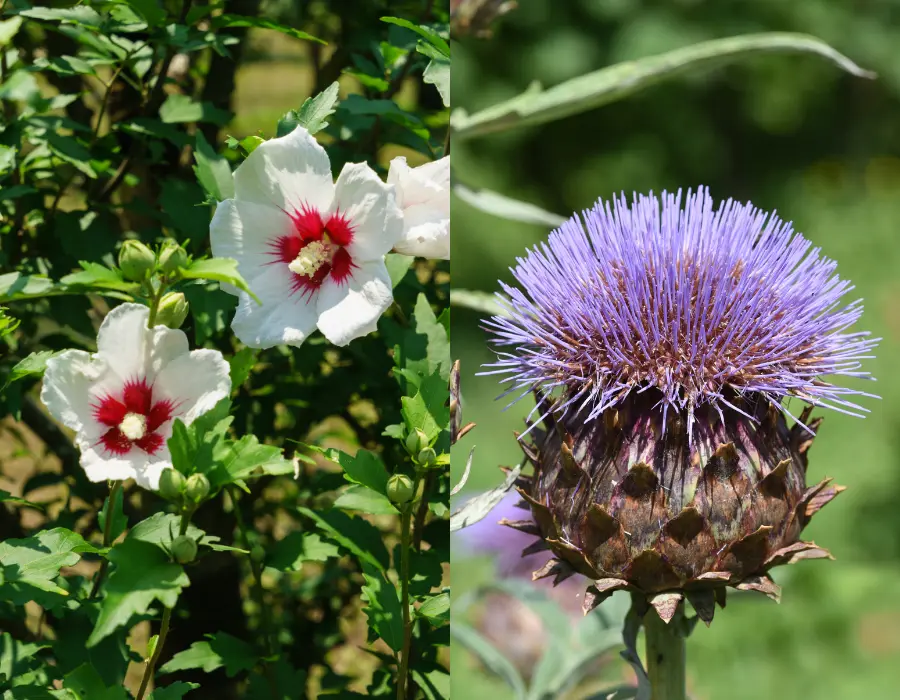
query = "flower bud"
(172, 535, 198, 564)
(387, 473, 414, 505)
(158, 241, 188, 275)
(155, 292, 189, 329)
(184, 473, 210, 502)
(405, 428, 429, 456)
(158, 468, 186, 501)
(250, 545, 266, 563)
(118, 240, 156, 281)
(416, 447, 437, 469)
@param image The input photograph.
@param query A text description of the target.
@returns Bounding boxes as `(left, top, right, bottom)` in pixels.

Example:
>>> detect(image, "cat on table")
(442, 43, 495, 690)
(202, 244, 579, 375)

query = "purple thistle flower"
(484, 188, 878, 434)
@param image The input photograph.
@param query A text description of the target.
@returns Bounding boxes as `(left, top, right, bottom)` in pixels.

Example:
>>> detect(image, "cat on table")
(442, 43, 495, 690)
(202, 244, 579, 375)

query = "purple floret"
(484, 188, 878, 433)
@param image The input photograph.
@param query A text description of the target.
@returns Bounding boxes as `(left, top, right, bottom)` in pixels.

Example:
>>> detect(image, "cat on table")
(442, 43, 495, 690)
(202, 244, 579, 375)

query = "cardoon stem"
(644, 612, 687, 700)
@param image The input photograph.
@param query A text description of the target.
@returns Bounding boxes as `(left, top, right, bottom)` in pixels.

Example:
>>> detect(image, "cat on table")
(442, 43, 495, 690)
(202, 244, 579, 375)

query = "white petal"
(41, 350, 119, 441)
(393, 205, 450, 259)
(388, 156, 449, 208)
(154, 348, 232, 424)
(210, 199, 293, 295)
(78, 439, 157, 485)
(231, 267, 319, 348)
(137, 461, 175, 491)
(96, 303, 189, 383)
(331, 162, 403, 262)
(233, 126, 334, 213)
(316, 260, 393, 346)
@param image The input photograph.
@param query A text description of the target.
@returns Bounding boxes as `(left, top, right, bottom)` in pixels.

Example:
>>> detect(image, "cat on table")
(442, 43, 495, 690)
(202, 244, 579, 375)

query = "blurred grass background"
(450, 1, 900, 698)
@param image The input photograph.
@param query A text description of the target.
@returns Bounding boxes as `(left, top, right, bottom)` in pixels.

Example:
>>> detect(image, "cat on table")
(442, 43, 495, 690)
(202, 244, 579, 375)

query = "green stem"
(231, 488, 281, 700)
(89, 480, 122, 599)
(147, 282, 166, 327)
(396, 473, 420, 700)
(134, 511, 191, 700)
(644, 610, 687, 700)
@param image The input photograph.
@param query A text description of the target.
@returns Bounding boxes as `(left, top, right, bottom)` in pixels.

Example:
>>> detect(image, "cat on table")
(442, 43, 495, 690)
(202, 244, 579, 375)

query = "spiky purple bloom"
(485, 188, 877, 431)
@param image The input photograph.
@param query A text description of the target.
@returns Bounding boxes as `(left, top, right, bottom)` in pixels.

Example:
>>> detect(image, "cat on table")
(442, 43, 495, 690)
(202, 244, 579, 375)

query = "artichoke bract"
(484, 188, 877, 623)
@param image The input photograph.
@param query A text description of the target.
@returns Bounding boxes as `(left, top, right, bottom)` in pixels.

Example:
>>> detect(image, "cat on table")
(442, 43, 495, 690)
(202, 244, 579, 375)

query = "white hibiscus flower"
(388, 155, 449, 260)
(210, 127, 404, 348)
(40, 303, 231, 490)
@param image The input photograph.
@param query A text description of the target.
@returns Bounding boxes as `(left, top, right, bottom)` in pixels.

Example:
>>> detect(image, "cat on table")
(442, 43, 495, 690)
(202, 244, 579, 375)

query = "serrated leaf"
(360, 563, 403, 653)
(450, 465, 521, 533)
(453, 32, 874, 140)
(0, 528, 99, 602)
(401, 370, 450, 442)
(149, 682, 200, 700)
(423, 57, 449, 107)
(63, 664, 129, 700)
(160, 94, 230, 125)
(88, 540, 189, 647)
(417, 591, 449, 626)
(322, 448, 389, 493)
(158, 632, 256, 677)
(213, 14, 324, 44)
(333, 485, 398, 515)
(276, 81, 340, 137)
(297, 507, 390, 572)
(380, 17, 449, 57)
(126, 0, 165, 27)
(266, 531, 339, 571)
(60, 262, 138, 292)
(413, 294, 450, 380)
(3, 350, 61, 390)
(385, 253, 414, 288)
(19, 6, 103, 28)
(193, 131, 234, 201)
(182, 258, 258, 302)
(0, 272, 56, 303)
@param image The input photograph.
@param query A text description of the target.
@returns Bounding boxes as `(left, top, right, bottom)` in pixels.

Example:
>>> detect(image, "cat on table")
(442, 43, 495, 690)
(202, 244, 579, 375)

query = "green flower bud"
(387, 473, 415, 505)
(158, 241, 188, 275)
(416, 447, 437, 469)
(155, 292, 189, 329)
(118, 240, 156, 282)
(172, 535, 198, 564)
(405, 428, 429, 456)
(184, 473, 210, 502)
(250, 545, 266, 563)
(158, 468, 186, 501)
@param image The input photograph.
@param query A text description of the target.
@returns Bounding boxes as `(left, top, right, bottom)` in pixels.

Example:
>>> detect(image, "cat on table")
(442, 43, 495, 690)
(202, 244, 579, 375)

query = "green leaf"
(228, 347, 257, 388)
(61, 262, 139, 292)
(451, 620, 526, 699)
(0, 528, 98, 602)
(182, 258, 258, 302)
(0, 489, 43, 510)
(3, 350, 61, 390)
(0, 633, 48, 690)
(158, 632, 257, 677)
(63, 664, 129, 700)
(213, 14, 325, 44)
(276, 81, 340, 137)
(385, 253, 414, 288)
(0, 16, 22, 47)
(450, 289, 509, 317)
(88, 539, 189, 647)
(126, 0, 166, 27)
(297, 507, 390, 572)
(322, 448, 389, 494)
(149, 682, 201, 700)
(401, 370, 450, 442)
(453, 182, 566, 227)
(333, 485, 398, 515)
(380, 17, 450, 57)
(193, 131, 234, 201)
(19, 6, 103, 28)
(0, 273, 56, 303)
(423, 56, 450, 107)
(215, 435, 293, 485)
(417, 591, 450, 626)
(160, 94, 230, 125)
(266, 531, 339, 571)
(450, 465, 521, 533)
(413, 295, 450, 381)
(452, 32, 875, 140)
(32, 55, 96, 76)
(360, 563, 404, 653)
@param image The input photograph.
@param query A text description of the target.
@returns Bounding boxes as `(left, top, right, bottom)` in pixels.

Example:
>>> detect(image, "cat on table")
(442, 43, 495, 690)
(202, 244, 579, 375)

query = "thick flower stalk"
(41, 303, 231, 489)
(388, 155, 450, 260)
(484, 188, 877, 623)
(210, 126, 403, 348)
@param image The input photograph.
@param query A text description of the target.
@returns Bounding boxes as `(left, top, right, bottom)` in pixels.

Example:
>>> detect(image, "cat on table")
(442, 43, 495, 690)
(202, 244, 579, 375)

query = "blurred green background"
(450, 1, 900, 698)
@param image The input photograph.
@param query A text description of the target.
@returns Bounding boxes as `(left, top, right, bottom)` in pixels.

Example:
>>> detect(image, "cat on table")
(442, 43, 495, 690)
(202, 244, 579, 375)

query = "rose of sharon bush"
(388, 155, 450, 260)
(211, 126, 404, 348)
(41, 303, 231, 489)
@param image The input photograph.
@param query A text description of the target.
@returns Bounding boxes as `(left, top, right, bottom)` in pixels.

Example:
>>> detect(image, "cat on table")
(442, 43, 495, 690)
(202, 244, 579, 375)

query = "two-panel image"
(0, 1, 894, 698)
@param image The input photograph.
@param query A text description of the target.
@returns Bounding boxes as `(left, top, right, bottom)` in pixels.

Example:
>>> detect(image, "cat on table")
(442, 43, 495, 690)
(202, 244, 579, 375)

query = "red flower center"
(270, 204, 356, 298)
(92, 378, 175, 456)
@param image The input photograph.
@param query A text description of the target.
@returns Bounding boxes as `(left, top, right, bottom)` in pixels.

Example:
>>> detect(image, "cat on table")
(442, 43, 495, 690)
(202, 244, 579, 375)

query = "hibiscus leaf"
(360, 562, 404, 653)
(149, 682, 201, 700)
(159, 94, 230, 125)
(333, 485, 398, 515)
(297, 506, 390, 572)
(193, 131, 233, 201)
(413, 294, 450, 381)
(3, 350, 62, 390)
(416, 591, 450, 626)
(88, 539, 189, 647)
(159, 632, 257, 677)
(380, 17, 450, 57)
(385, 253, 414, 288)
(228, 346, 257, 389)
(276, 81, 340, 137)
(317, 447, 390, 494)
(60, 262, 140, 293)
(266, 531, 340, 571)
(182, 258, 259, 303)
(0, 489, 44, 510)
(213, 14, 325, 45)
(401, 369, 450, 443)
(423, 56, 450, 107)
(63, 663, 130, 700)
